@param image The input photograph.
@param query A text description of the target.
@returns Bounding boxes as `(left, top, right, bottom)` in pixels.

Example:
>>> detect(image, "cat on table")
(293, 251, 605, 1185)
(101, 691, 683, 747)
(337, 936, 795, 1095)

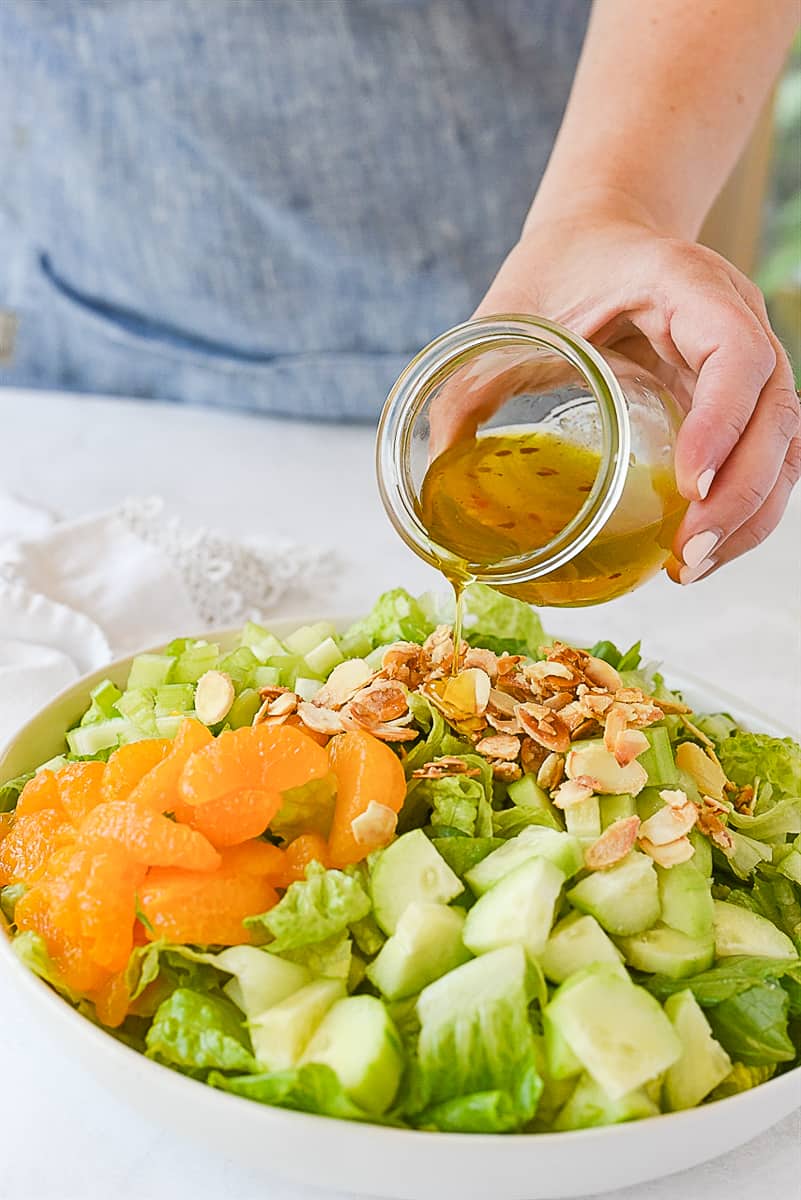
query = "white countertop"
(1, 388, 800, 1200)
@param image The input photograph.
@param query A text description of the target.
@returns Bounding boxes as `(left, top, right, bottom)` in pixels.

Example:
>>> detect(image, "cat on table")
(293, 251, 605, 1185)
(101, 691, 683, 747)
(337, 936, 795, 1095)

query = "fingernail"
(680, 557, 715, 585)
(697, 468, 715, 500)
(683, 530, 719, 568)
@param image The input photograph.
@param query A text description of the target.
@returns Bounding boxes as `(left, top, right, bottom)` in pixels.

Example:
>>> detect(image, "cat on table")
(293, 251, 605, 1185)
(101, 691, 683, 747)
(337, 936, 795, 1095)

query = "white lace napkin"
(0, 494, 335, 747)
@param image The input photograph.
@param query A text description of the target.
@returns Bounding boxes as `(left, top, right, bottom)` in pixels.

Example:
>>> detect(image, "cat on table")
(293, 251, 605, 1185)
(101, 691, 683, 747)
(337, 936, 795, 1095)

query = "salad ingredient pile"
(1, 587, 799, 1133)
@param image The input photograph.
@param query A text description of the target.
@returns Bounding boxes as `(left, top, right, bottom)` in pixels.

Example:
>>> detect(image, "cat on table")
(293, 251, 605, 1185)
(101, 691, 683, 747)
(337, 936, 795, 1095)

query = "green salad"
(1, 585, 799, 1134)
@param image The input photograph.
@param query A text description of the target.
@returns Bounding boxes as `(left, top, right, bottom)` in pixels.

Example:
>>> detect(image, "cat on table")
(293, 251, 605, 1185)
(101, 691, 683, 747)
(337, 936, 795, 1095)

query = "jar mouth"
(376, 315, 632, 585)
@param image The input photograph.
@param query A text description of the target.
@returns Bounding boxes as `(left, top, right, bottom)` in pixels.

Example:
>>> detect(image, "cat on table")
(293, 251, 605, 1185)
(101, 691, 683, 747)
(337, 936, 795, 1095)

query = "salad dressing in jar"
(377, 316, 686, 618)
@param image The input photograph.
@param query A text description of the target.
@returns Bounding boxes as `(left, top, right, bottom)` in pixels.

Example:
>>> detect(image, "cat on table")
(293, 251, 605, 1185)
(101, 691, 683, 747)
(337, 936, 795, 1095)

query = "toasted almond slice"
(486, 713, 522, 735)
(565, 742, 648, 796)
(267, 691, 298, 718)
(297, 701, 346, 736)
(639, 799, 697, 846)
(585, 655, 623, 691)
(675, 741, 728, 801)
(553, 779, 595, 810)
(526, 660, 574, 682)
(536, 750, 564, 790)
(350, 801, 398, 848)
(313, 657, 374, 709)
(639, 836, 695, 868)
(613, 728, 650, 766)
(195, 671, 235, 725)
(412, 757, 482, 780)
(488, 688, 519, 718)
(517, 703, 571, 754)
(442, 668, 492, 717)
(584, 815, 641, 870)
(348, 681, 409, 726)
(475, 733, 521, 761)
(604, 703, 630, 754)
(492, 761, 523, 783)
(696, 804, 735, 850)
(463, 647, 499, 680)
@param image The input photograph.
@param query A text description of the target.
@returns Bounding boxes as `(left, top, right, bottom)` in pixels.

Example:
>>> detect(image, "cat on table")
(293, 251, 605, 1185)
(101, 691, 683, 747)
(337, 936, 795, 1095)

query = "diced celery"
(338, 629, 373, 659)
(219, 647, 260, 687)
(304, 637, 344, 677)
(37, 755, 69, 773)
(115, 689, 159, 737)
(127, 653, 176, 690)
(90, 679, 123, 718)
(67, 719, 134, 757)
(294, 677, 321, 702)
(173, 642, 220, 684)
(253, 666, 281, 689)
(240, 622, 287, 662)
(284, 622, 337, 657)
(600, 794, 636, 828)
(638, 728, 678, 787)
(153, 684, 196, 716)
(366, 645, 389, 670)
(267, 655, 322, 688)
(227, 689, 262, 729)
(155, 714, 190, 738)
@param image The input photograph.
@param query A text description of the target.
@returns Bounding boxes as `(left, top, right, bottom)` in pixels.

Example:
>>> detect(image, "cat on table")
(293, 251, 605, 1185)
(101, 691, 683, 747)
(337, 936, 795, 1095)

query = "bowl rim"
(1, 620, 799, 1149)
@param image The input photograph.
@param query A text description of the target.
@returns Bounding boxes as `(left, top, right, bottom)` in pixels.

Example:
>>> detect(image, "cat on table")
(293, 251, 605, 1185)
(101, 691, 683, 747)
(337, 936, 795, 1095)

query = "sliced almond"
(675, 741, 728, 801)
(613, 728, 650, 766)
(195, 671, 235, 726)
(463, 646, 499, 680)
(313, 658, 373, 709)
(442, 668, 492, 717)
(638, 796, 697, 846)
(584, 815, 641, 870)
(487, 688, 519, 719)
(565, 742, 648, 796)
(475, 733, 521, 761)
(412, 757, 482, 780)
(297, 702, 346, 737)
(348, 681, 409, 727)
(552, 779, 595, 810)
(639, 836, 695, 868)
(536, 751, 564, 791)
(517, 702, 571, 754)
(603, 703, 630, 754)
(585, 655, 623, 691)
(526, 660, 574, 683)
(350, 801, 398, 848)
(492, 761, 523, 783)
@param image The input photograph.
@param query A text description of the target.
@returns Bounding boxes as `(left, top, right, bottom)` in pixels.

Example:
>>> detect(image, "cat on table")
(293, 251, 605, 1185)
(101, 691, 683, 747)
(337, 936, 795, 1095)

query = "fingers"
(669, 297, 777, 501)
(673, 433, 801, 584)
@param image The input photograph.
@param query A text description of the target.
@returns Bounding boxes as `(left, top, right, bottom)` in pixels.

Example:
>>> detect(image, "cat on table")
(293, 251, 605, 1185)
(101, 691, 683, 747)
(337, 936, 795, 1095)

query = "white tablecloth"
(2, 389, 800, 1200)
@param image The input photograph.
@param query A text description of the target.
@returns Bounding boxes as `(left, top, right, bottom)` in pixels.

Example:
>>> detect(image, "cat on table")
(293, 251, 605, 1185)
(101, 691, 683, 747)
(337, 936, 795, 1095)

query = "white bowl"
(1, 620, 799, 1200)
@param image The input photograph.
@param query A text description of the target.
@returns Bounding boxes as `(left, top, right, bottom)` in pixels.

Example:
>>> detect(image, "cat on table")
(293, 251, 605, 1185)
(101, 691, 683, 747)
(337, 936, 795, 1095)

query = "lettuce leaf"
(419, 1067, 543, 1133)
(244, 863, 370, 952)
(717, 732, 801, 801)
(0, 772, 33, 813)
(146, 988, 256, 1073)
(643, 955, 801, 1005)
(729, 799, 801, 843)
(11, 930, 81, 1003)
(280, 932, 353, 981)
(341, 589, 434, 652)
(412, 760, 493, 839)
(460, 584, 545, 658)
(270, 774, 338, 844)
(208, 1063, 379, 1121)
(431, 836, 503, 878)
(709, 1061, 777, 1100)
(492, 804, 562, 837)
(705, 982, 796, 1066)
(0, 883, 26, 924)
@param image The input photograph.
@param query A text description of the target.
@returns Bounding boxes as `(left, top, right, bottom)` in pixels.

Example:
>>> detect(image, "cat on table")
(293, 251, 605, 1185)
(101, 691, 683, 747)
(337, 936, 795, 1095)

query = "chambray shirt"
(0, 0, 589, 420)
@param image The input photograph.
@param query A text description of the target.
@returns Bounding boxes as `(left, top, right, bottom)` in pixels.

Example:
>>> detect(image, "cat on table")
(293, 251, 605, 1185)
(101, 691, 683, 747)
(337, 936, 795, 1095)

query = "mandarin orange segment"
(139, 861, 278, 946)
(15, 882, 109, 995)
(75, 849, 144, 972)
(327, 730, 406, 867)
(283, 832, 331, 883)
(0, 809, 75, 885)
(219, 839, 288, 879)
(178, 789, 283, 848)
(15, 770, 63, 819)
(78, 801, 221, 871)
(102, 739, 173, 805)
(284, 713, 330, 747)
(127, 719, 213, 812)
(56, 761, 108, 824)
(91, 970, 131, 1029)
(178, 723, 328, 808)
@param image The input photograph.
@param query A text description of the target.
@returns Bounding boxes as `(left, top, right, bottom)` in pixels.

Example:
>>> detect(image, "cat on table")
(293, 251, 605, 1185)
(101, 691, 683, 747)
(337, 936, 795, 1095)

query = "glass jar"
(376, 315, 687, 607)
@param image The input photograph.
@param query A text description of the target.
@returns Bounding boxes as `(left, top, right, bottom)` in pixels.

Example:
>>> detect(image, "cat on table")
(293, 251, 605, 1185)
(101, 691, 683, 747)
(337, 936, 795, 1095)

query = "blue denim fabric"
(0, 0, 589, 420)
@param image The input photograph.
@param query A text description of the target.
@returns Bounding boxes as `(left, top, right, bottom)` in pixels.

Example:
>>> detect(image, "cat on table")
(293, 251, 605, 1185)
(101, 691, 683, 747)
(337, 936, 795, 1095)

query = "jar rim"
(376, 315, 632, 585)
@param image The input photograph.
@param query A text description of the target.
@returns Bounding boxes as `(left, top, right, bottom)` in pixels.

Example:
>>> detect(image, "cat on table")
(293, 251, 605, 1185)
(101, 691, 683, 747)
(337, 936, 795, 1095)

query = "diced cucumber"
(636, 787, 665, 821)
(67, 718, 134, 757)
(463, 857, 565, 961)
(417, 944, 526, 1028)
(554, 1073, 659, 1131)
(155, 714, 190, 738)
(564, 795, 602, 842)
(301, 995, 404, 1114)
(294, 677, 322, 702)
(600, 794, 636, 829)
(465, 826, 583, 896)
(543, 1012, 583, 1080)
(657, 861, 714, 938)
(567, 852, 660, 936)
(240, 623, 286, 663)
(431, 837, 504, 878)
(226, 688, 262, 729)
(366, 644, 390, 670)
(617, 924, 714, 979)
(540, 912, 626, 984)
(663, 990, 732, 1111)
(267, 654, 320, 688)
(777, 848, 801, 885)
(173, 642, 220, 684)
(215, 947, 311, 1016)
(127, 653, 175, 690)
(370, 830, 463, 934)
(688, 829, 712, 877)
(249, 978, 345, 1070)
(253, 665, 281, 689)
(637, 727, 678, 787)
(366, 901, 471, 1000)
(545, 964, 682, 1099)
(712, 900, 797, 960)
(507, 775, 561, 825)
(284, 622, 338, 657)
(304, 637, 345, 678)
(219, 647, 260, 687)
(153, 684, 196, 716)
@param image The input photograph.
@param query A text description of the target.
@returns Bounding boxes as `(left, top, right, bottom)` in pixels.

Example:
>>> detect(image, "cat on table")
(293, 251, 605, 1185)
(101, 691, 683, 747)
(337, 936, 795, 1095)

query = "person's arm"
(473, 0, 800, 583)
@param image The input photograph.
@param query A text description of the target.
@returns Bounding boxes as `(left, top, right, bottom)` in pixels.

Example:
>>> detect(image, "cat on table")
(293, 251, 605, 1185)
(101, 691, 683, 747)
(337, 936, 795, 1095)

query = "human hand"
(454, 213, 800, 583)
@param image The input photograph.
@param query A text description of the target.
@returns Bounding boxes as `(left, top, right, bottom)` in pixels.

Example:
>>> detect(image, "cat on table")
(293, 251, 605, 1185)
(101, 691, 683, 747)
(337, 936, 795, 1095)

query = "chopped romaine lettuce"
(208, 1063, 376, 1121)
(245, 864, 370, 952)
(717, 732, 801, 802)
(460, 583, 545, 658)
(0, 772, 33, 813)
(146, 988, 255, 1073)
(342, 589, 434, 651)
(706, 982, 796, 1066)
(270, 775, 338, 844)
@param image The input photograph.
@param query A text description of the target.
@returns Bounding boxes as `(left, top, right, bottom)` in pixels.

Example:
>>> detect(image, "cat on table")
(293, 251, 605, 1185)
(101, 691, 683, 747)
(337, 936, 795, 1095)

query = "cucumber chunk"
(712, 900, 797, 960)
(283, 622, 337, 657)
(545, 964, 682, 1099)
(249, 978, 345, 1070)
(617, 924, 714, 979)
(657, 860, 714, 938)
(564, 795, 602, 842)
(567, 852, 660, 936)
(370, 830, 463, 934)
(127, 653, 175, 690)
(543, 1012, 583, 1080)
(600, 793, 636, 829)
(465, 826, 583, 896)
(366, 901, 471, 1000)
(214, 947, 311, 1016)
(688, 829, 712, 877)
(301, 995, 404, 1114)
(663, 990, 732, 1111)
(463, 857, 565, 961)
(431, 837, 503, 878)
(638, 727, 678, 787)
(540, 912, 626, 984)
(554, 1073, 659, 1131)
(304, 637, 345, 677)
(506, 775, 561, 824)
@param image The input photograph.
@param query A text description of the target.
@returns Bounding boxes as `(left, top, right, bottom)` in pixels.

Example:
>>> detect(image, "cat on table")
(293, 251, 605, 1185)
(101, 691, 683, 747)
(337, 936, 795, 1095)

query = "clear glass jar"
(376, 315, 686, 607)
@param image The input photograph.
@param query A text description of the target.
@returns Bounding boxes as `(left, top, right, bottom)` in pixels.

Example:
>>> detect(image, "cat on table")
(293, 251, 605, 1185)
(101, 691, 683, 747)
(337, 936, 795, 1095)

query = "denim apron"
(0, 0, 590, 420)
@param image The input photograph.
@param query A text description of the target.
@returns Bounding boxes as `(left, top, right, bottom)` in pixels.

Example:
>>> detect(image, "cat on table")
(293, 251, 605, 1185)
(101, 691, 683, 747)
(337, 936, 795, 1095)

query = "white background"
(1, 389, 799, 1200)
